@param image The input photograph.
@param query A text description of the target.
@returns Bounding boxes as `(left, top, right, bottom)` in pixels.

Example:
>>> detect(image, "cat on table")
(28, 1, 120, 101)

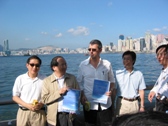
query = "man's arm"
(12, 96, 34, 110)
(139, 89, 145, 112)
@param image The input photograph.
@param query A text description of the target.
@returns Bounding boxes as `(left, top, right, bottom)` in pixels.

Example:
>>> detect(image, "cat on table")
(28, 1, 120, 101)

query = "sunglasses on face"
(88, 48, 97, 52)
(29, 63, 40, 68)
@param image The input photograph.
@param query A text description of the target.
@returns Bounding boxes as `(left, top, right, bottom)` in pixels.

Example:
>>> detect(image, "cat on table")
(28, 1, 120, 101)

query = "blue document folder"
(92, 79, 110, 104)
(62, 89, 81, 113)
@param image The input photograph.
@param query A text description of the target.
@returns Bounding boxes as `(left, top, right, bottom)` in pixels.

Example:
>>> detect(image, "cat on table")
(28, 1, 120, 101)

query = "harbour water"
(0, 53, 161, 121)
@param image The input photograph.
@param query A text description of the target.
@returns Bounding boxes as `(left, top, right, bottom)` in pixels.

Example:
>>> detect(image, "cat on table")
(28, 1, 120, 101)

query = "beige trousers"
(17, 108, 46, 126)
(115, 97, 139, 117)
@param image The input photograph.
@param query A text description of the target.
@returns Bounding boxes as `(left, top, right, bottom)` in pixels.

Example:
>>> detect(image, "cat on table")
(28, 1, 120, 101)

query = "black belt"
(19, 106, 45, 111)
(119, 96, 139, 102)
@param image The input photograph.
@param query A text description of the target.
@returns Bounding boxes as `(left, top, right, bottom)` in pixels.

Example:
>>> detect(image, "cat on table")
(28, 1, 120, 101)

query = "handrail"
(0, 100, 16, 106)
(0, 85, 154, 106)
(145, 85, 153, 90)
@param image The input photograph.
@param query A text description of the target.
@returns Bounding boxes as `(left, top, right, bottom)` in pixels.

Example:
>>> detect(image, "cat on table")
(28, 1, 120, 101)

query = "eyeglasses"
(29, 63, 40, 68)
(88, 48, 97, 52)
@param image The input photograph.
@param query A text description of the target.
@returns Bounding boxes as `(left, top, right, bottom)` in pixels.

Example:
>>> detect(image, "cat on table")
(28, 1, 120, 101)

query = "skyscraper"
(119, 34, 124, 40)
(3, 39, 11, 56)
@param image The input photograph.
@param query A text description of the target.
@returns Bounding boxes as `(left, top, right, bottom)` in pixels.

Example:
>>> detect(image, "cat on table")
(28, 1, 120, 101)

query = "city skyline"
(0, 0, 168, 49)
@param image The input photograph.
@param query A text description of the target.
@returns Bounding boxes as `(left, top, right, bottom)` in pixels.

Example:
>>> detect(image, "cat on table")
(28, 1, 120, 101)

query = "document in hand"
(92, 79, 110, 104)
(62, 89, 81, 113)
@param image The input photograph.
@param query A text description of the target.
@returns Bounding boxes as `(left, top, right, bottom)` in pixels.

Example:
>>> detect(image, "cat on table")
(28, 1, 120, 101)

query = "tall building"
(3, 40, 11, 56)
(117, 39, 122, 51)
(140, 38, 145, 51)
(125, 37, 130, 50)
(145, 32, 152, 51)
(119, 34, 124, 40)
(130, 38, 133, 50)
(157, 34, 165, 43)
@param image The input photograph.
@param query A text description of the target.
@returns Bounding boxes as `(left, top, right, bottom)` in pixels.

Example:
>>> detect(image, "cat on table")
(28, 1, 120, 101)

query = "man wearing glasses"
(77, 39, 115, 126)
(148, 44, 168, 112)
(12, 55, 46, 126)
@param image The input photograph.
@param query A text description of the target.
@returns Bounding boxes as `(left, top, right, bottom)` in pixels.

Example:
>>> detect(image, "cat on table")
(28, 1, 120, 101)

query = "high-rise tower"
(3, 40, 11, 56)
(119, 34, 124, 40)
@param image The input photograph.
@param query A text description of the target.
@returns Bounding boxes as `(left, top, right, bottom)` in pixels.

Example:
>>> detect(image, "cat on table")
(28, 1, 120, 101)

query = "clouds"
(153, 26, 168, 32)
(67, 26, 89, 36)
(40, 26, 89, 39)
(41, 32, 48, 35)
(55, 33, 62, 38)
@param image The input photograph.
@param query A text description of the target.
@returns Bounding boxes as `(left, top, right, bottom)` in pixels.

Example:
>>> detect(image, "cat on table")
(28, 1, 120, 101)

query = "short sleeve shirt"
(13, 72, 46, 104)
(116, 68, 146, 98)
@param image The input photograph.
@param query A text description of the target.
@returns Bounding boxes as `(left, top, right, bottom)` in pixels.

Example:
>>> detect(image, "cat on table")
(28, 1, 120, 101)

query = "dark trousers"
(47, 112, 74, 126)
(156, 99, 168, 112)
(83, 104, 112, 126)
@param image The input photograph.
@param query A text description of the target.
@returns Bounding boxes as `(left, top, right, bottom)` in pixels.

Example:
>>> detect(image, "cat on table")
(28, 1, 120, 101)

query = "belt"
(119, 96, 139, 102)
(19, 106, 45, 111)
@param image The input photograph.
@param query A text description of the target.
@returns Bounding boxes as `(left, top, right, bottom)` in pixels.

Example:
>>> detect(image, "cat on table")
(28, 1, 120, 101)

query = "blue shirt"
(115, 68, 146, 98)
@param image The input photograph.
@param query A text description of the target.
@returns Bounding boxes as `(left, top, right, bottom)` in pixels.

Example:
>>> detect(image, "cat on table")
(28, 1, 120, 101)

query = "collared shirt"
(77, 57, 115, 110)
(12, 72, 46, 105)
(54, 75, 65, 112)
(41, 73, 79, 125)
(151, 67, 168, 97)
(115, 68, 146, 98)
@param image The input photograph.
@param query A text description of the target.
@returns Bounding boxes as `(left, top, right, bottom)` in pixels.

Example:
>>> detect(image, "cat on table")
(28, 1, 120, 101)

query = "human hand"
(26, 103, 36, 111)
(148, 91, 155, 102)
(80, 95, 87, 105)
(139, 107, 145, 112)
(33, 102, 43, 110)
(106, 91, 112, 96)
(59, 86, 68, 95)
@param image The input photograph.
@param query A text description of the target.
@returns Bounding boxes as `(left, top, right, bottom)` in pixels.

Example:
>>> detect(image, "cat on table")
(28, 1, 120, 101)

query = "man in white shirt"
(77, 39, 115, 126)
(148, 44, 168, 112)
(12, 55, 46, 126)
(115, 51, 146, 117)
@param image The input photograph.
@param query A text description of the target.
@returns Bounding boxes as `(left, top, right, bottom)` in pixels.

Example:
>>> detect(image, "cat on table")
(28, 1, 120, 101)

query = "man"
(148, 44, 168, 112)
(77, 39, 115, 126)
(115, 50, 146, 117)
(41, 56, 79, 126)
(12, 55, 46, 126)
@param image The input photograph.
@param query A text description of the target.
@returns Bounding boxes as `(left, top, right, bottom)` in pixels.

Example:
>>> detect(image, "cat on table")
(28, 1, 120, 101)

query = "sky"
(0, 0, 168, 50)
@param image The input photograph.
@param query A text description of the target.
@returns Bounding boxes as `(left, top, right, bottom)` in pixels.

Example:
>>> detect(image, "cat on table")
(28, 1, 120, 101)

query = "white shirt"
(116, 68, 146, 98)
(77, 57, 115, 110)
(54, 75, 65, 112)
(12, 72, 46, 105)
(151, 67, 168, 97)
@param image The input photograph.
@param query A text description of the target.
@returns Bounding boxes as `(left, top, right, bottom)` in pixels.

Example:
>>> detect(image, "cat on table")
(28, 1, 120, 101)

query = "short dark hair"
(26, 55, 42, 65)
(122, 50, 136, 65)
(156, 44, 168, 54)
(113, 111, 168, 126)
(50, 56, 64, 71)
(89, 39, 102, 49)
